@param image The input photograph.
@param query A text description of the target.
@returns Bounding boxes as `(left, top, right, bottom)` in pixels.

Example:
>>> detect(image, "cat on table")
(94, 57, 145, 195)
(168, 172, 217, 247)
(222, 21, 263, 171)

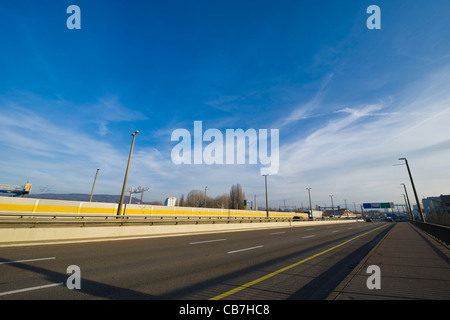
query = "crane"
(0, 183, 32, 197)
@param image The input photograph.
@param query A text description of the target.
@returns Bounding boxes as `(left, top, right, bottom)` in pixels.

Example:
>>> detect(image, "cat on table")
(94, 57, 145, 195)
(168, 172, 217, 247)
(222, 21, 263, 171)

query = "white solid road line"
(302, 235, 316, 239)
(0, 257, 56, 265)
(0, 282, 64, 297)
(189, 239, 227, 245)
(228, 245, 263, 254)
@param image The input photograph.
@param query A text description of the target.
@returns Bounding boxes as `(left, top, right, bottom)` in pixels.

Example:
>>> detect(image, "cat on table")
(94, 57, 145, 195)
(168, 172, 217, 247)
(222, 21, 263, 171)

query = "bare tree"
(186, 190, 204, 207)
(179, 194, 185, 207)
(181, 185, 245, 209)
(229, 184, 244, 209)
(214, 193, 231, 209)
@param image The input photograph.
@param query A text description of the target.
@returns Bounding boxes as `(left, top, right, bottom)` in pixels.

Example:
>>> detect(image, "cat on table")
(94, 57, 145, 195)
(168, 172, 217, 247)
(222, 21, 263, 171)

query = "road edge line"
(210, 224, 387, 300)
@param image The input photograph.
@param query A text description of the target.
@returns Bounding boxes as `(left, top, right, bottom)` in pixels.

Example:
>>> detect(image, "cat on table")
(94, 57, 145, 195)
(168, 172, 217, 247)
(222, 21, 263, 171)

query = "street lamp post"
(401, 183, 413, 220)
(89, 168, 99, 202)
(117, 131, 139, 216)
(263, 174, 269, 217)
(344, 199, 348, 218)
(402, 194, 412, 220)
(398, 158, 425, 222)
(329, 195, 334, 216)
(306, 188, 312, 219)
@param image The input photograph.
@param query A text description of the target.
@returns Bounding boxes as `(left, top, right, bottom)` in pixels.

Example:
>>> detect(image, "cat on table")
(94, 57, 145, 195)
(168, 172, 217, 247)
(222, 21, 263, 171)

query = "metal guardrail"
(0, 212, 295, 228)
(410, 220, 450, 246)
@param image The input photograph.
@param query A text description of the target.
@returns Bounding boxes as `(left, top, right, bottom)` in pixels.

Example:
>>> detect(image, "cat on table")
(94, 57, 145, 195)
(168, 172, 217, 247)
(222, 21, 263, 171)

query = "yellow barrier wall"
(0, 196, 308, 219)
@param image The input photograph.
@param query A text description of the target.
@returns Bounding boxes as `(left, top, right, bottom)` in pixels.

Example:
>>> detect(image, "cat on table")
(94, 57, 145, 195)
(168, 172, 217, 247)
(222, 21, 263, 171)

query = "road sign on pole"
(363, 202, 394, 209)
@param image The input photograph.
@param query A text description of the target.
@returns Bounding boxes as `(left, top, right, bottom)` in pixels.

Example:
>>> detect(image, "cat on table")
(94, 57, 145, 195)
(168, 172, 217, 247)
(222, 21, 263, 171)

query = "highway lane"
(0, 221, 392, 300)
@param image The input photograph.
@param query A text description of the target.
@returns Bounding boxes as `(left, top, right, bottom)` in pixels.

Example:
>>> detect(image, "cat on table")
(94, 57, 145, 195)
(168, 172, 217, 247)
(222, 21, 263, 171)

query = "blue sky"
(1, 0, 450, 209)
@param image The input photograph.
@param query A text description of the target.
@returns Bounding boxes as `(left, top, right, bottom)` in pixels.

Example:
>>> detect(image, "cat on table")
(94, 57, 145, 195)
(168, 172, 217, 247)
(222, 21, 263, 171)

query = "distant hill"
(24, 193, 163, 205)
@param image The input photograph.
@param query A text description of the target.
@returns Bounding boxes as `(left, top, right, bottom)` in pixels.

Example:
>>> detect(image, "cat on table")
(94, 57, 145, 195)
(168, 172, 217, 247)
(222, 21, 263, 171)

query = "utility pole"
(138, 186, 149, 204)
(128, 187, 134, 204)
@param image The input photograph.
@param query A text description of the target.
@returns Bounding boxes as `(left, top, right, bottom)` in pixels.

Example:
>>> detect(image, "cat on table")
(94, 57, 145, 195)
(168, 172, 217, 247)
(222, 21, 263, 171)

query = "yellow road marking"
(210, 224, 387, 300)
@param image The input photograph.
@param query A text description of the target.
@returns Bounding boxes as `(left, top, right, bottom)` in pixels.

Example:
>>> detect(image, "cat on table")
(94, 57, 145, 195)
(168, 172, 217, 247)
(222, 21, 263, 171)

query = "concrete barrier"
(0, 219, 361, 247)
(0, 196, 306, 219)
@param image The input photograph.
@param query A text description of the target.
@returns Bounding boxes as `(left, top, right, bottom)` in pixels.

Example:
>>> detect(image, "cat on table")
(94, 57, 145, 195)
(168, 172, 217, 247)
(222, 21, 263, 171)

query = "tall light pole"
(117, 131, 139, 216)
(401, 183, 413, 220)
(329, 195, 334, 216)
(344, 199, 348, 217)
(128, 187, 134, 204)
(89, 168, 99, 202)
(398, 158, 425, 222)
(137, 186, 149, 204)
(402, 194, 412, 220)
(263, 174, 269, 217)
(306, 188, 312, 219)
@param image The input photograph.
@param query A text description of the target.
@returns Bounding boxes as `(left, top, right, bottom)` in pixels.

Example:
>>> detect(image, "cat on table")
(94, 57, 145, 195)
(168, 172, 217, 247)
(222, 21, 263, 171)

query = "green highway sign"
(363, 202, 394, 209)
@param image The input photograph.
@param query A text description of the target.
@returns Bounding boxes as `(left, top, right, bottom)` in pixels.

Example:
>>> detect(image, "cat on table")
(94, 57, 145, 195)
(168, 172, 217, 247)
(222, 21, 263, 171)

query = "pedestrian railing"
(410, 220, 450, 246)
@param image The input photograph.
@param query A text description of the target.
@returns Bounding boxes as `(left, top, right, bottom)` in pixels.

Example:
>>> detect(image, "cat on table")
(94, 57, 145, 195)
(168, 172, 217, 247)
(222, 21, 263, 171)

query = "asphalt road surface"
(0, 221, 392, 300)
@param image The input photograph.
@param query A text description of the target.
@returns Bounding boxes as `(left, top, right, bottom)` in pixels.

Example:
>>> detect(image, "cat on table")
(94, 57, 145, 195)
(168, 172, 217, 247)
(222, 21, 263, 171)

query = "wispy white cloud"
(278, 73, 334, 128)
(0, 93, 262, 200)
(271, 64, 450, 206)
(1, 63, 449, 206)
(83, 96, 148, 136)
(0, 95, 158, 196)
